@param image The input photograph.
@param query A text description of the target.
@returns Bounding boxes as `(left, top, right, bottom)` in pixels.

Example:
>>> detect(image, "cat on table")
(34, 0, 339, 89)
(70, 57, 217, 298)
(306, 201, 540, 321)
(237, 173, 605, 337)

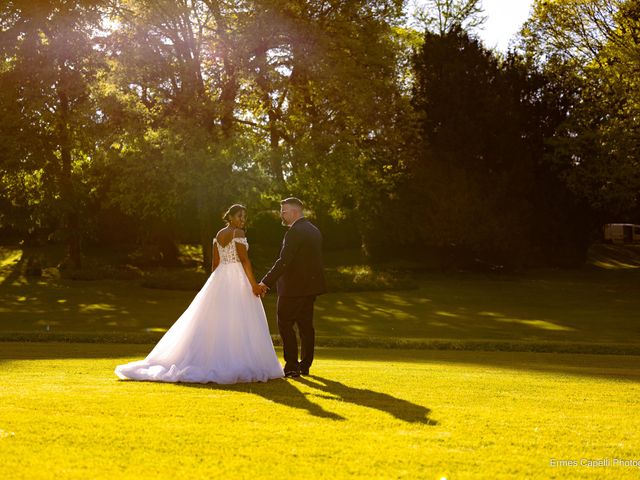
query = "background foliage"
(1, 0, 638, 271)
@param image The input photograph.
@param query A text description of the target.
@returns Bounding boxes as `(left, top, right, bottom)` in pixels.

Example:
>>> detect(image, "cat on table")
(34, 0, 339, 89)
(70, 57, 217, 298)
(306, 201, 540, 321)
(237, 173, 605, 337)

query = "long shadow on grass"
(172, 378, 346, 421)
(295, 375, 437, 425)
(171, 375, 436, 425)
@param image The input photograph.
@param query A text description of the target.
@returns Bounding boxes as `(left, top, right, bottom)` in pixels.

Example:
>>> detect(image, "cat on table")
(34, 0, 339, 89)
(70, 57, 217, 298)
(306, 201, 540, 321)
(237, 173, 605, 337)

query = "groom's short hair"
(281, 197, 303, 210)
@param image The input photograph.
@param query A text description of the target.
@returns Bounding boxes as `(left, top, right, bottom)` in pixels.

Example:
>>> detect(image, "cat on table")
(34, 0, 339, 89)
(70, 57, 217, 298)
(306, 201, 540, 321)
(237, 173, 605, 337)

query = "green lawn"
(2, 245, 639, 478)
(1, 343, 639, 479)
(1, 268, 639, 349)
(2, 242, 640, 349)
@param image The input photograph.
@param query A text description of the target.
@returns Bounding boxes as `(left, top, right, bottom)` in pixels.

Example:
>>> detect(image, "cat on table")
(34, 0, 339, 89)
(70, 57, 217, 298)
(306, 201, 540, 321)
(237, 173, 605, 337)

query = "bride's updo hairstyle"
(222, 204, 246, 224)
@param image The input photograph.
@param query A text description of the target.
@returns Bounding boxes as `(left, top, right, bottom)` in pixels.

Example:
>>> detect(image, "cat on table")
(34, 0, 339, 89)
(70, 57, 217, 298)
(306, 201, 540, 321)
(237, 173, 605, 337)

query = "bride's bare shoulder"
(215, 227, 231, 242)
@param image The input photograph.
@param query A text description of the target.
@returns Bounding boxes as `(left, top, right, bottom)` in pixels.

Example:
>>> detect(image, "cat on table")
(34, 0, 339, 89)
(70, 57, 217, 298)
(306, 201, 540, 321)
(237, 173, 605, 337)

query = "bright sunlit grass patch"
(0, 247, 22, 283)
(592, 259, 640, 269)
(0, 343, 639, 479)
(588, 244, 640, 270)
(0, 247, 22, 269)
(495, 318, 576, 331)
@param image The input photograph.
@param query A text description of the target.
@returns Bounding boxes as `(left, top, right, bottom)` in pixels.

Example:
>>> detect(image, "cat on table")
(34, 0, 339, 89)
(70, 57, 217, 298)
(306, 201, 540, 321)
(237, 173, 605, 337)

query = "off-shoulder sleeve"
(232, 237, 249, 249)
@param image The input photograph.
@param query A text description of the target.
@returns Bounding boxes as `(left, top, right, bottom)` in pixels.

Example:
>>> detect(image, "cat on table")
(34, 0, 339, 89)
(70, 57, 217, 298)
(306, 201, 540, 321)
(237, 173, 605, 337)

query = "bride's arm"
(234, 230, 262, 295)
(211, 241, 220, 272)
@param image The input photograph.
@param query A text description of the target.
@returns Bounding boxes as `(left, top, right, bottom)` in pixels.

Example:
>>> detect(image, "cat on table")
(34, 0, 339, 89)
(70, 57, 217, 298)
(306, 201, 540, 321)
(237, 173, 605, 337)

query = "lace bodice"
(214, 237, 249, 265)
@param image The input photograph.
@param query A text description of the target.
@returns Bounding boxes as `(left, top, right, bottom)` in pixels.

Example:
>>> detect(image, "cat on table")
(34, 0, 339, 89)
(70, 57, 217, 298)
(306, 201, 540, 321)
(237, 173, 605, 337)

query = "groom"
(259, 197, 326, 378)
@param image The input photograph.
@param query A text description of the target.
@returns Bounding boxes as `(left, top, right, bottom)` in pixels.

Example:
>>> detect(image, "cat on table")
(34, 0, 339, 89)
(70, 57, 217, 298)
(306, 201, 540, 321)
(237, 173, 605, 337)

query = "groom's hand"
(258, 282, 269, 297)
(252, 284, 264, 297)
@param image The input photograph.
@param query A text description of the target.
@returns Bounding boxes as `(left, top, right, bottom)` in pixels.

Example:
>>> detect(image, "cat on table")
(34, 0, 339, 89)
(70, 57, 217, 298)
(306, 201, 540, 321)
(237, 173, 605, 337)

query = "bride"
(115, 204, 284, 384)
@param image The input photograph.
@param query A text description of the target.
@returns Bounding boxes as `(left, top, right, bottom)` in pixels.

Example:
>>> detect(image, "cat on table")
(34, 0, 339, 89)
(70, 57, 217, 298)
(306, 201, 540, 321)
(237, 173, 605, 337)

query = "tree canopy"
(1, 0, 638, 270)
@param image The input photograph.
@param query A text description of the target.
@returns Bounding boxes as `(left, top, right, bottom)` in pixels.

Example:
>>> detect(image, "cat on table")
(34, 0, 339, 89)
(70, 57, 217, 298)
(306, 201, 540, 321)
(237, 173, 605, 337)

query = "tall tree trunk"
(207, 0, 238, 139)
(290, 42, 322, 178)
(196, 183, 216, 272)
(254, 41, 285, 184)
(57, 66, 82, 269)
(195, 1, 239, 268)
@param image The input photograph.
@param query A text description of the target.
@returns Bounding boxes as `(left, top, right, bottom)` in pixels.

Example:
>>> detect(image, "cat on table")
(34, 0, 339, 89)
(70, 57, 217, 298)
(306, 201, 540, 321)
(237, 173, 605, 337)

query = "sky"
(478, 0, 535, 51)
(409, 0, 536, 52)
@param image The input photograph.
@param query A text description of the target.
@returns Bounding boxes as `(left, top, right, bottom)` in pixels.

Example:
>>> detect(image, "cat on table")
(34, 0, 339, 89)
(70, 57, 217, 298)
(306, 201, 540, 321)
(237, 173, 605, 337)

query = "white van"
(603, 223, 640, 244)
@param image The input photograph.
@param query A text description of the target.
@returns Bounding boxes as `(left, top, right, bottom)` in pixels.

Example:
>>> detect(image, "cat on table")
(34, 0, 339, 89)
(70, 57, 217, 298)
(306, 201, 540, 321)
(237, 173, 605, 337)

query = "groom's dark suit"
(261, 217, 326, 373)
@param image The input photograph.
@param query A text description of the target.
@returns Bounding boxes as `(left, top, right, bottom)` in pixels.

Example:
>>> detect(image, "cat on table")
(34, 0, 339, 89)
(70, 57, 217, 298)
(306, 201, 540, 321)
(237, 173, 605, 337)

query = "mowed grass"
(2, 268, 640, 346)
(2, 243, 640, 347)
(1, 343, 639, 480)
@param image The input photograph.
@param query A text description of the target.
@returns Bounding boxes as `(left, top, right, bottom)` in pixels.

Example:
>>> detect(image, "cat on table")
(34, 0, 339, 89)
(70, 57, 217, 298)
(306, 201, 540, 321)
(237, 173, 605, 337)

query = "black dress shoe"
(299, 367, 310, 375)
(284, 370, 300, 378)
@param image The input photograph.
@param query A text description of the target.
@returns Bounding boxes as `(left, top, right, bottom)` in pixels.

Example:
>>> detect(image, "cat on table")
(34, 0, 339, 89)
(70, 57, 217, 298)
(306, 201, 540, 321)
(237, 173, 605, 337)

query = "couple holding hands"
(115, 197, 326, 384)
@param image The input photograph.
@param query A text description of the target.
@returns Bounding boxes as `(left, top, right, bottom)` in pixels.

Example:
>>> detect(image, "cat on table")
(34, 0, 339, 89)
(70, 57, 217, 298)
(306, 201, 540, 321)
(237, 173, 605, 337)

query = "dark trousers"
(276, 295, 316, 372)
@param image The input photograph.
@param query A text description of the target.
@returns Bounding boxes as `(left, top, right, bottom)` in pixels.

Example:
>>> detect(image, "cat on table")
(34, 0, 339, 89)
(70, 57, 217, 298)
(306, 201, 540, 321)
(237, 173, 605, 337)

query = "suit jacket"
(261, 217, 327, 297)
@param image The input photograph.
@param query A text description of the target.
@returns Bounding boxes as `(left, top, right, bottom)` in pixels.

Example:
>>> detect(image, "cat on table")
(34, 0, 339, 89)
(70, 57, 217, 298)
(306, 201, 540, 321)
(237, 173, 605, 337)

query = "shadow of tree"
(3, 263, 640, 347)
(295, 375, 437, 425)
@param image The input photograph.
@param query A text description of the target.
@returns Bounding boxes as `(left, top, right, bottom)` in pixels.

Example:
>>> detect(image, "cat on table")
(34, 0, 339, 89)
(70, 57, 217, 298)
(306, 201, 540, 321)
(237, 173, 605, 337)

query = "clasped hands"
(252, 282, 269, 297)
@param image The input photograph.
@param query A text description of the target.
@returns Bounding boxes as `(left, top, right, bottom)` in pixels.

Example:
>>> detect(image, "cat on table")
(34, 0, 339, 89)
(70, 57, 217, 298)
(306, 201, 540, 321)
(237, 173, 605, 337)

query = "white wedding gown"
(115, 236, 284, 384)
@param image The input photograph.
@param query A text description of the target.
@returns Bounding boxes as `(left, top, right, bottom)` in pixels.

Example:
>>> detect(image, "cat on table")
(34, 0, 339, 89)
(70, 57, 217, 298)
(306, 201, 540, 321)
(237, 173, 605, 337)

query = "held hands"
(258, 282, 269, 297)
(252, 282, 269, 297)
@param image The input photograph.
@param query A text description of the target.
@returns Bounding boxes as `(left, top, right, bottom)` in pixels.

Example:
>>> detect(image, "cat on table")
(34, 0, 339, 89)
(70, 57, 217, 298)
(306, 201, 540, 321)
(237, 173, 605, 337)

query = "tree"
(96, 0, 258, 269)
(520, 0, 640, 223)
(411, 0, 487, 35)
(0, 0, 438, 266)
(408, 25, 588, 269)
(0, 0, 106, 268)
(243, 0, 409, 253)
